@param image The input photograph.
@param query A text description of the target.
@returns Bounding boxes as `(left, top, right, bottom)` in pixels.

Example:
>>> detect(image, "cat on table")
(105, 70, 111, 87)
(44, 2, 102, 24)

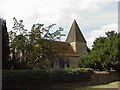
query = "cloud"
(0, 0, 117, 30)
(0, 0, 118, 49)
(0, 0, 70, 31)
(87, 23, 118, 49)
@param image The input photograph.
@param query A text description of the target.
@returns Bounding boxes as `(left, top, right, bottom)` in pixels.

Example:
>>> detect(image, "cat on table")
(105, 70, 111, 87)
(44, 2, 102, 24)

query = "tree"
(26, 23, 65, 69)
(1, 19, 10, 69)
(9, 17, 29, 69)
(104, 31, 120, 71)
(80, 31, 120, 71)
(9, 17, 65, 69)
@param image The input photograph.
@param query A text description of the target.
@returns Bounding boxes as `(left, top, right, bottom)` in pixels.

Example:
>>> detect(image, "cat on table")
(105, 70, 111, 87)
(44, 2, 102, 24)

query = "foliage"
(2, 19, 10, 69)
(80, 31, 120, 71)
(8, 17, 65, 69)
(2, 68, 93, 87)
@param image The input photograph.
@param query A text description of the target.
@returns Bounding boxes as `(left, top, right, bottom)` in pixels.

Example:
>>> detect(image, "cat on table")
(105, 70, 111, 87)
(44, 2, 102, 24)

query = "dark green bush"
(2, 68, 94, 87)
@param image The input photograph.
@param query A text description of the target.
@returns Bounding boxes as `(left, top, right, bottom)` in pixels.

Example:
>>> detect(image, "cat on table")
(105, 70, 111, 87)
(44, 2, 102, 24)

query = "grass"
(3, 81, 120, 90)
(35, 81, 120, 90)
(90, 81, 120, 88)
(75, 81, 120, 90)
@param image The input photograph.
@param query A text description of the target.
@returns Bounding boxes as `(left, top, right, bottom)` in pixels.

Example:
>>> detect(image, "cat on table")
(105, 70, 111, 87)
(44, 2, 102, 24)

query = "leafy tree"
(9, 17, 28, 69)
(26, 23, 65, 69)
(9, 17, 65, 69)
(104, 31, 120, 71)
(80, 31, 120, 71)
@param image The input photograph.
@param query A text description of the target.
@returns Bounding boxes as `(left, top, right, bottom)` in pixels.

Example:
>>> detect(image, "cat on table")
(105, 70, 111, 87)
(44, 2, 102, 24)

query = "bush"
(2, 68, 94, 87)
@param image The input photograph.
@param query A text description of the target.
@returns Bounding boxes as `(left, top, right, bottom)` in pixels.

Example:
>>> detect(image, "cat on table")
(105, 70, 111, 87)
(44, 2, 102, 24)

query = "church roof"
(37, 39, 79, 57)
(55, 41, 79, 57)
(66, 20, 86, 43)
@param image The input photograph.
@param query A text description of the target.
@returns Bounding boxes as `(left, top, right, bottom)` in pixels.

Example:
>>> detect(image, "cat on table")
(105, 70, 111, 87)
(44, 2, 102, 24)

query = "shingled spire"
(66, 20, 86, 43)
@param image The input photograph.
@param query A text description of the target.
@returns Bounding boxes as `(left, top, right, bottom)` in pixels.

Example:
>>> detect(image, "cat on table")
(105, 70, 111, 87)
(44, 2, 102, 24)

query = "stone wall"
(53, 56, 79, 68)
(69, 42, 87, 57)
(68, 56, 79, 68)
(69, 42, 76, 52)
(89, 71, 120, 85)
(76, 42, 87, 57)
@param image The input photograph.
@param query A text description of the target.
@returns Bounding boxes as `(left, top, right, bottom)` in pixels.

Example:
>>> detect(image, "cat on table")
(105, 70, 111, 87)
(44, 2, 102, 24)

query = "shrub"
(2, 68, 94, 87)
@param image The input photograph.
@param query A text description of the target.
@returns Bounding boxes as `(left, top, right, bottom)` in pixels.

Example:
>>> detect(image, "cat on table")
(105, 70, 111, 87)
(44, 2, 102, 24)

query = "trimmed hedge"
(2, 68, 94, 87)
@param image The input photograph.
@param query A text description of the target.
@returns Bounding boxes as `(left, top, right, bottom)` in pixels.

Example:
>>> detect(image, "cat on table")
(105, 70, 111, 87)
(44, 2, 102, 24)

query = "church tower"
(66, 20, 87, 57)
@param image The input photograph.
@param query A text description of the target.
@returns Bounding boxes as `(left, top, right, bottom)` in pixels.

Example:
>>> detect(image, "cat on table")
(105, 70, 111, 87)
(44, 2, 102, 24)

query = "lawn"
(3, 81, 120, 90)
(75, 81, 120, 90)
(48, 81, 120, 90)
(27, 81, 120, 90)
(90, 81, 120, 88)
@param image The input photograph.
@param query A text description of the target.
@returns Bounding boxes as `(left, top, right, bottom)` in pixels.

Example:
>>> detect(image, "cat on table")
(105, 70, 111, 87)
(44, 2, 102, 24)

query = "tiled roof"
(55, 41, 79, 57)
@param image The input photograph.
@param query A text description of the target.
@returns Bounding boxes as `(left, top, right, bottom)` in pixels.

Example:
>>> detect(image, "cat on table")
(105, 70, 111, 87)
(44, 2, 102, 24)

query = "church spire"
(66, 20, 86, 43)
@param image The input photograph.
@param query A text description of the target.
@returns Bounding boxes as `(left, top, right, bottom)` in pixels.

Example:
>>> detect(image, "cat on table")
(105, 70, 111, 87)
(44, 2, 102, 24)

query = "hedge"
(2, 68, 94, 87)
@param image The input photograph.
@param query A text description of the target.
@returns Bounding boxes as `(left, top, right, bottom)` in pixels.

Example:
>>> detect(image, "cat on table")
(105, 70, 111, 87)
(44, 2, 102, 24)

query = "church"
(52, 20, 88, 68)
(1, 17, 88, 69)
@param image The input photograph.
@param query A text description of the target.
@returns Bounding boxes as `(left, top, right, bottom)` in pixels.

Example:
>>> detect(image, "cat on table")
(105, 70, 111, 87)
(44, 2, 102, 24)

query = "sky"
(0, 0, 119, 49)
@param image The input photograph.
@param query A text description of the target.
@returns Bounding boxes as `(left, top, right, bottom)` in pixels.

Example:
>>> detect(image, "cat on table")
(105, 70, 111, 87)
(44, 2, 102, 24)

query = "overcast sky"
(0, 0, 119, 49)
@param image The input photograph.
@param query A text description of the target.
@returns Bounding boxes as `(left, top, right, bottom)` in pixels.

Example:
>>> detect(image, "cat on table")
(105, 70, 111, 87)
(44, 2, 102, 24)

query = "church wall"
(52, 41, 87, 69)
(69, 42, 76, 52)
(52, 56, 80, 68)
(76, 42, 87, 58)
(68, 56, 79, 68)
(70, 41, 87, 58)
(53, 60, 59, 69)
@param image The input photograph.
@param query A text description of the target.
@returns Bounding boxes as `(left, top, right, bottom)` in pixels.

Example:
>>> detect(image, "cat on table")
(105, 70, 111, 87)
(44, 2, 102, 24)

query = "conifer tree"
(2, 19, 10, 69)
